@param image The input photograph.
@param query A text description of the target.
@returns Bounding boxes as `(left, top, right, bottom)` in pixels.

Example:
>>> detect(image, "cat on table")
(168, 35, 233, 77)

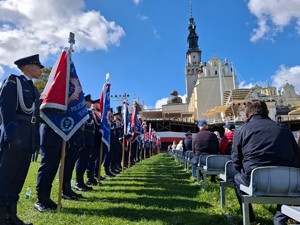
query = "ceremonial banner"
(99, 83, 111, 151)
(123, 101, 132, 147)
(130, 101, 141, 143)
(148, 123, 152, 142)
(40, 49, 89, 141)
(156, 136, 161, 149)
(141, 121, 147, 141)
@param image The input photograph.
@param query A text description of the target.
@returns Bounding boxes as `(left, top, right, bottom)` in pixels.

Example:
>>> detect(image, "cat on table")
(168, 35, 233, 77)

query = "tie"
(28, 79, 33, 86)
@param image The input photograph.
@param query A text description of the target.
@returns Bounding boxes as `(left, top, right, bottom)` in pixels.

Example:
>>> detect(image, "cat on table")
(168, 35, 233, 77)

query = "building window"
(215, 70, 217, 75)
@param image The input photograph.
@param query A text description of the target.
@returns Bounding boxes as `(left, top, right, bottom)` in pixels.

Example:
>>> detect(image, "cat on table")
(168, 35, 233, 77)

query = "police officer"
(62, 126, 86, 199)
(74, 95, 95, 191)
(86, 99, 103, 185)
(34, 123, 63, 212)
(100, 109, 114, 177)
(0, 54, 43, 225)
(110, 109, 123, 174)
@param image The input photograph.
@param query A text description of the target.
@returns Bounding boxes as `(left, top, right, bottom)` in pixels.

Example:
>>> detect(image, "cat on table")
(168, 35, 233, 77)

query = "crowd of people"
(0, 54, 156, 225)
(178, 100, 300, 225)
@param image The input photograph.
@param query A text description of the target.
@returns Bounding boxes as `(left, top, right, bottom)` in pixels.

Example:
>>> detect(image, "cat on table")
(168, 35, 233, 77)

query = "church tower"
(185, 3, 202, 103)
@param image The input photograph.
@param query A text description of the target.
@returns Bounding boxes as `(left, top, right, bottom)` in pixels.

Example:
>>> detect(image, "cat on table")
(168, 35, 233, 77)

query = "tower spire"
(190, 0, 192, 18)
(187, 1, 199, 51)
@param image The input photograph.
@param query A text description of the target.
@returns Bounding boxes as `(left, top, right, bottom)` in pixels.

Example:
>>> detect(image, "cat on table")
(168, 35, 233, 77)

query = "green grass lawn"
(17, 153, 277, 225)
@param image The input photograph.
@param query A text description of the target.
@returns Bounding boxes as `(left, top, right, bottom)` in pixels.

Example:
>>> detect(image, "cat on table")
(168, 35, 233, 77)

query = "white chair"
(219, 160, 238, 209)
(281, 205, 300, 223)
(200, 154, 231, 189)
(240, 166, 300, 225)
(183, 150, 192, 171)
(186, 151, 194, 174)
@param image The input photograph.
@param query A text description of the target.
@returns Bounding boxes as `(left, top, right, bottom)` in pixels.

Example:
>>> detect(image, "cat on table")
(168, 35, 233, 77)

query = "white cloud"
(155, 97, 168, 109)
(248, 0, 300, 42)
(180, 94, 187, 103)
(152, 28, 161, 40)
(238, 65, 300, 94)
(132, 0, 142, 5)
(137, 14, 149, 21)
(271, 65, 300, 93)
(0, 0, 125, 68)
(238, 81, 257, 89)
(154, 94, 187, 109)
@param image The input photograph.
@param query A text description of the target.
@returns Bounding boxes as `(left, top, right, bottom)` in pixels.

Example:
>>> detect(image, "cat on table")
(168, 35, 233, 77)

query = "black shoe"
(86, 178, 98, 186)
(62, 193, 78, 200)
(74, 183, 92, 191)
(7, 216, 33, 225)
(34, 201, 50, 212)
(105, 171, 116, 177)
(111, 169, 120, 174)
(45, 198, 57, 209)
(73, 184, 88, 191)
(81, 183, 93, 190)
(94, 176, 105, 181)
(69, 189, 83, 198)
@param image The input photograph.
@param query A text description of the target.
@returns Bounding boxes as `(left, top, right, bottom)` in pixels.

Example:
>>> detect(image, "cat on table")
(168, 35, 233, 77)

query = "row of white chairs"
(168, 149, 300, 225)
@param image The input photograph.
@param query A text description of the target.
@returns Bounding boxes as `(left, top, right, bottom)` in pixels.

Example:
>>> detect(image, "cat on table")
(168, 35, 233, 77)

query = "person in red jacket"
(219, 123, 235, 155)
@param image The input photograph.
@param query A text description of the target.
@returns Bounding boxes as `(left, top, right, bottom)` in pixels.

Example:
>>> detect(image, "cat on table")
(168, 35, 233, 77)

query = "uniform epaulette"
(5, 74, 18, 84)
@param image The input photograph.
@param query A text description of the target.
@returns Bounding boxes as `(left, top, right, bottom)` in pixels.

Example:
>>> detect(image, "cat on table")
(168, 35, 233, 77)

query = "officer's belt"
(85, 129, 95, 134)
(17, 115, 32, 122)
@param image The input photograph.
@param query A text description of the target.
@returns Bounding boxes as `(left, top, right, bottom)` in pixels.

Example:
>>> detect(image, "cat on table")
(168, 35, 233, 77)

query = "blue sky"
(1, 0, 300, 110)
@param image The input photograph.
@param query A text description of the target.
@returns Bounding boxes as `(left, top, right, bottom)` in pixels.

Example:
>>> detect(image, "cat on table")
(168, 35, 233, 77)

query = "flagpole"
(121, 98, 129, 174)
(98, 73, 110, 181)
(149, 123, 152, 157)
(121, 100, 126, 174)
(128, 140, 132, 167)
(97, 142, 103, 185)
(57, 32, 75, 210)
(57, 140, 66, 210)
(122, 138, 125, 174)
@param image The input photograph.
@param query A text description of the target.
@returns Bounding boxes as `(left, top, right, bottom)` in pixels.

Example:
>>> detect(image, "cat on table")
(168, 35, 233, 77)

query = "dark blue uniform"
(35, 123, 63, 211)
(110, 119, 123, 174)
(0, 74, 40, 224)
(62, 127, 85, 197)
(86, 109, 101, 183)
(75, 110, 95, 189)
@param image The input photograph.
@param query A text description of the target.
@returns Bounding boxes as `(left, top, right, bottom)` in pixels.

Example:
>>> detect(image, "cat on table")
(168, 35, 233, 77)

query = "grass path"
(18, 153, 275, 225)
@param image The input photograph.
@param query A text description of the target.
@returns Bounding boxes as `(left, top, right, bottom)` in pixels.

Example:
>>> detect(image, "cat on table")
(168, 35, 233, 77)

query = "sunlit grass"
(17, 153, 276, 225)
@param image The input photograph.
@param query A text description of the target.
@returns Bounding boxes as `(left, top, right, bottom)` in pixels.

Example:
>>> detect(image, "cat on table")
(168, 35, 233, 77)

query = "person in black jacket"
(191, 121, 219, 180)
(0, 54, 43, 225)
(35, 123, 62, 212)
(231, 100, 300, 225)
(63, 127, 86, 199)
(183, 130, 193, 153)
(74, 95, 96, 191)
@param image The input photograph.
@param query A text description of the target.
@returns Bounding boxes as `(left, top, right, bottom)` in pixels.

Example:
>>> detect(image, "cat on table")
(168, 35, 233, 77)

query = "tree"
(34, 67, 51, 93)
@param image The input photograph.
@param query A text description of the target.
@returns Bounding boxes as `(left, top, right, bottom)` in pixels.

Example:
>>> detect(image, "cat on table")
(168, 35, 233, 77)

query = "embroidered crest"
(68, 76, 81, 104)
(60, 117, 75, 132)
